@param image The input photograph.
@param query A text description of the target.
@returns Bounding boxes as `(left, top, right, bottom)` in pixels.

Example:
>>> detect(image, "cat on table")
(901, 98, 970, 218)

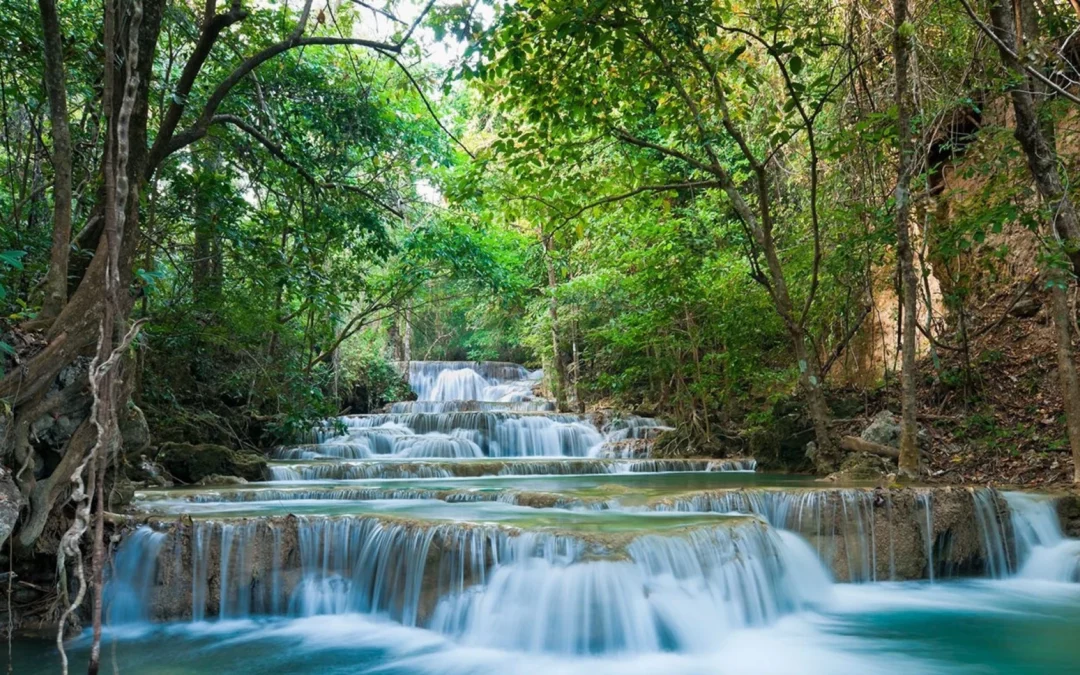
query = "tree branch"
(957, 0, 1080, 106)
(821, 303, 872, 376)
(384, 54, 475, 159)
(146, 0, 249, 175)
(212, 114, 403, 217)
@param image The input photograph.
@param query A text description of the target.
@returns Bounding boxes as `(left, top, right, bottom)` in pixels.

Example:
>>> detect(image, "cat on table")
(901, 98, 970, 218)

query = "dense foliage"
(1, 0, 1079, 488)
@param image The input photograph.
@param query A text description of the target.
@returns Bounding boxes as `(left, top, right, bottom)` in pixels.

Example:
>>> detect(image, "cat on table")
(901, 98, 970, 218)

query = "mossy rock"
(827, 452, 892, 481)
(156, 442, 268, 484)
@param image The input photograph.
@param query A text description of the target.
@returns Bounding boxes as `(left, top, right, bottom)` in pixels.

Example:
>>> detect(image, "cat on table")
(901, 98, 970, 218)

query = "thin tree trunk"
(1049, 278, 1080, 482)
(543, 234, 569, 412)
(894, 0, 920, 477)
(38, 0, 73, 319)
(758, 227, 838, 472)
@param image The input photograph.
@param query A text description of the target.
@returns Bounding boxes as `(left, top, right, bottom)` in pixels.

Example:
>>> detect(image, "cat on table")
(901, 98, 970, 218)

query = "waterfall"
(287, 412, 608, 459)
(263, 457, 750, 482)
(1003, 492, 1080, 581)
(269, 461, 455, 481)
(391, 400, 556, 413)
(602, 416, 672, 442)
(429, 523, 831, 655)
(971, 489, 1011, 578)
(103, 527, 167, 624)
(403, 361, 539, 403)
(649, 489, 885, 582)
(392, 433, 485, 459)
(915, 490, 935, 582)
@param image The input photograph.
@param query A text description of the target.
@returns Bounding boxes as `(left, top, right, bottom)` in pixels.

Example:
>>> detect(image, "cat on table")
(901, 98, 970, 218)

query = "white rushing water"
(404, 361, 542, 404)
(1004, 492, 1080, 582)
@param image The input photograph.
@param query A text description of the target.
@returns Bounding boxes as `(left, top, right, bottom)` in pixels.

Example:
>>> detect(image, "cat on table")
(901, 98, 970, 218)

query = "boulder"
(861, 410, 930, 450)
(157, 443, 268, 484)
(119, 403, 152, 456)
(825, 452, 893, 481)
(861, 410, 901, 447)
(108, 477, 137, 507)
(594, 438, 652, 459)
(195, 474, 249, 487)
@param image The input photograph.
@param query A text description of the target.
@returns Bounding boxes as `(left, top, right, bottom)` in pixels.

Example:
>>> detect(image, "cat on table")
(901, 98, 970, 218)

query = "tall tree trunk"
(37, 0, 73, 320)
(894, 0, 920, 477)
(1050, 278, 1080, 482)
(192, 149, 221, 307)
(989, 0, 1080, 482)
(988, 0, 1080, 277)
(543, 234, 569, 412)
(403, 301, 412, 363)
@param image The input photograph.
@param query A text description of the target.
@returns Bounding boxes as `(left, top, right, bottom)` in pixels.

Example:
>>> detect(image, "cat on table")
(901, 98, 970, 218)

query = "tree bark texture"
(37, 0, 74, 319)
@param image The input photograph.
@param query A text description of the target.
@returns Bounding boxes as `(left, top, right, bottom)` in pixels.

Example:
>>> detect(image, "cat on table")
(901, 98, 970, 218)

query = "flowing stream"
(10, 360, 1080, 674)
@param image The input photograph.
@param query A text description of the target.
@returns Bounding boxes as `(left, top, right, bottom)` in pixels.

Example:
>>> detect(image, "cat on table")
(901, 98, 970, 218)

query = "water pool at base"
(8, 579, 1080, 674)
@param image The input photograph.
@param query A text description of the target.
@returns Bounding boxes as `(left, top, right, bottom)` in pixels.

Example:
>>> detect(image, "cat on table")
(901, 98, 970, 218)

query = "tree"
(964, 0, 1080, 482)
(479, 0, 866, 470)
(893, 0, 920, 477)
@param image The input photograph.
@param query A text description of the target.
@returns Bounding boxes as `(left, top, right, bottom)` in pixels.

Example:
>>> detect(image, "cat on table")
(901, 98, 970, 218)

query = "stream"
(7, 361, 1080, 674)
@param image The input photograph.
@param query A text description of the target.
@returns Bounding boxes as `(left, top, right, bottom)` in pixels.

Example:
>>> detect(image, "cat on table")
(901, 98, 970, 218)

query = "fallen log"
(840, 435, 901, 459)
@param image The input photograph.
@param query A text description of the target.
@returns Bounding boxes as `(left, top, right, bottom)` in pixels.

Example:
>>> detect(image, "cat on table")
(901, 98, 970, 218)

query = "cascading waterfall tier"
(428, 524, 830, 655)
(398, 360, 541, 404)
(288, 412, 631, 459)
(106, 511, 829, 639)
(265, 457, 755, 481)
(641, 486, 1045, 582)
(285, 361, 680, 461)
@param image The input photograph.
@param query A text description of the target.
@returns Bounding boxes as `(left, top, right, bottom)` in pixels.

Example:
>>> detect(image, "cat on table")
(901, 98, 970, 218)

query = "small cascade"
(263, 457, 749, 482)
(971, 488, 1012, 577)
(280, 412, 613, 459)
(269, 462, 455, 481)
(649, 489, 883, 582)
(1004, 492, 1080, 581)
(602, 416, 673, 442)
(430, 523, 831, 655)
(391, 400, 555, 413)
(644, 487, 1061, 582)
(104, 527, 167, 624)
(915, 490, 935, 582)
(403, 361, 540, 404)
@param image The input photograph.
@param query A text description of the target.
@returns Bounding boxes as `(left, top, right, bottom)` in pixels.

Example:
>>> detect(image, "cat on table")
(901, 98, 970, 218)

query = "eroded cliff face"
(830, 99, 1059, 388)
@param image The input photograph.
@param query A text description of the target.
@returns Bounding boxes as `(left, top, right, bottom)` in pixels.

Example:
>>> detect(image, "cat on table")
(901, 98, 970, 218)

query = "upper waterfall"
(400, 361, 542, 404)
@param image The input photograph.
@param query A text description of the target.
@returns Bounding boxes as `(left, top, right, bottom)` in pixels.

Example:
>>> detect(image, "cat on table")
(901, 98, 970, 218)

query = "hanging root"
(54, 317, 147, 674)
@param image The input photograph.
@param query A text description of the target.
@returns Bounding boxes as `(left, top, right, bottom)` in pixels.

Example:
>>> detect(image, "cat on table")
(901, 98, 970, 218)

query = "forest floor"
(841, 285, 1077, 488)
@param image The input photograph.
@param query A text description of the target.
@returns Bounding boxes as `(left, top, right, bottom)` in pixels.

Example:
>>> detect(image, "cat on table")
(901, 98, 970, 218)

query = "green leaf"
(788, 55, 803, 75)
(0, 250, 26, 270)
